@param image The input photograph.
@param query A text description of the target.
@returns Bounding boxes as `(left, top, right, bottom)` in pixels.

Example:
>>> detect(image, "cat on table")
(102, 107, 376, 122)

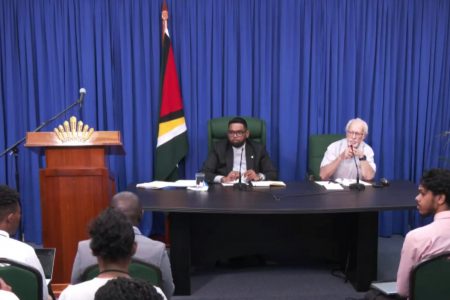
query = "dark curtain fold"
(1, 0, 449, 244)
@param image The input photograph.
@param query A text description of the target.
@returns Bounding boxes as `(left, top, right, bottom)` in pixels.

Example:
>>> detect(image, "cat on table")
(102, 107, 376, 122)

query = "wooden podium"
(25, 131, 123, 283)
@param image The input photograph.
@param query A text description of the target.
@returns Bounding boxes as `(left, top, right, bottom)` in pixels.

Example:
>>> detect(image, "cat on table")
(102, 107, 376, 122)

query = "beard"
(230, 140, 246, 148)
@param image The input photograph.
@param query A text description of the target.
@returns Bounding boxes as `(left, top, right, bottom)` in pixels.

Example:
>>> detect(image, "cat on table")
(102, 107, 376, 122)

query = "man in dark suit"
(201, 117, 277, 183)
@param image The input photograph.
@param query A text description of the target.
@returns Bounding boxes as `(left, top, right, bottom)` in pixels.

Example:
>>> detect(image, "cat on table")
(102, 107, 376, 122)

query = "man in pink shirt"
(364, 168, 450, 300)
(396, 168, 450, 297)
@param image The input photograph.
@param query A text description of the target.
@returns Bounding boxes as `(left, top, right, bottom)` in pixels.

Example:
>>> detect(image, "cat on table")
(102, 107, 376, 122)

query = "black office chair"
(207, 116, 266, 151)
(0, 258, 43, 300)
(80, 259, 162, 287)
(409, 251, 450, 300)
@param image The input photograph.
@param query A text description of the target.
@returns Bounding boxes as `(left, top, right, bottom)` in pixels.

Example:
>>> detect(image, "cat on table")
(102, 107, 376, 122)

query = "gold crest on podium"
(53, 116, 94, 143)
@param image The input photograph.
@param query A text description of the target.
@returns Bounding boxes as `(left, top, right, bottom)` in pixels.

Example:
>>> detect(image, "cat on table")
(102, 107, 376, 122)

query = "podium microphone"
(349, 145, 365, 191)
(78, 88, 86, 108)
(234, 146, 248, 190)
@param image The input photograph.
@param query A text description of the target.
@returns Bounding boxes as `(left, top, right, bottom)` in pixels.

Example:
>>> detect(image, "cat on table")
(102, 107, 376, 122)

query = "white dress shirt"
(0, 230, 49, 300)
(0, 290, 20, 300)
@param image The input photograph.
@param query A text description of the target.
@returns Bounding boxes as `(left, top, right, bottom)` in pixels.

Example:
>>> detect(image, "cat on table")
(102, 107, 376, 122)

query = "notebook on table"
(370, 281, 397, 295)
(34, 248, 56, 285)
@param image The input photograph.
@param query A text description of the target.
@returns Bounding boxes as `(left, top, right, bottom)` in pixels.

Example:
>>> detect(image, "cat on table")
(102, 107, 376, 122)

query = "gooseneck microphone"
(234, 145, 248, 190)
(349, 145, 365, 191)
(78, 88, 87, 108)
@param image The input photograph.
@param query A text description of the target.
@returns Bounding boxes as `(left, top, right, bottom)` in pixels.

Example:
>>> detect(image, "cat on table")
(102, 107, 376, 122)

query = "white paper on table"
(335, 178, 371, 187)
(136, 179, 197, 189)
(187, 185, 209, 191)
(315, 181, 344, 190)
(172, 180, 197, 187)
(222, 178, 254, 187)
(136, 181, 172, 189)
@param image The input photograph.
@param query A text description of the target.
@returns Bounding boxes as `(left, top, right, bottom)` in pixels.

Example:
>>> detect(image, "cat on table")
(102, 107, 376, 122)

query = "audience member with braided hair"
(71, 192, 174, 298)
(59, 208, 166, 300)
(94, 277, 163, 300)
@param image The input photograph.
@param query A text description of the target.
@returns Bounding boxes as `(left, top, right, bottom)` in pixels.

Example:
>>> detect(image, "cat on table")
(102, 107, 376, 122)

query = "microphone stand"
(349, 145, 365, 191)
(0, 95, 84, 240)
(234, 146, 249, 190)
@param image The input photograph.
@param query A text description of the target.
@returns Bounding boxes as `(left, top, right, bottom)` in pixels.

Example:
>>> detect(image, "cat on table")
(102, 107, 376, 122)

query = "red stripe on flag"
(160, 44, 183, 118)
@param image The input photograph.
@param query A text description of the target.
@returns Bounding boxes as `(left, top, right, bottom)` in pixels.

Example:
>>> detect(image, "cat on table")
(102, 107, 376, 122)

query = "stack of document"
(315, 178, 372, 190)
(251, 181, 286, 187)
(136, 180, 197, 189)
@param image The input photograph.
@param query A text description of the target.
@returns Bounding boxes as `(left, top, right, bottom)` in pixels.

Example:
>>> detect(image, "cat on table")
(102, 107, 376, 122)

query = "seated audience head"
(227, 117, 249, 147)
(345, 118, 368, 148)
(94, 277, 163, 300)
(416, 168, 450, 216)
(0, 185, 21, 235)
(110, 192, 142, 226)
(89, 207, 136, 265)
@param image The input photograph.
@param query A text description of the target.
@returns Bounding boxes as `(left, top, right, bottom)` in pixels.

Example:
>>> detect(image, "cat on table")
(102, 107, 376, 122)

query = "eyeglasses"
(346, 130, 364, 137)
(227, 130, 246, 137)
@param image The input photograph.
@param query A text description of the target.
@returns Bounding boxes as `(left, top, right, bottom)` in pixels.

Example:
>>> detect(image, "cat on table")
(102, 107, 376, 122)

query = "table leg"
(170, 213, 191, 295)
(347, 211, 378, 291)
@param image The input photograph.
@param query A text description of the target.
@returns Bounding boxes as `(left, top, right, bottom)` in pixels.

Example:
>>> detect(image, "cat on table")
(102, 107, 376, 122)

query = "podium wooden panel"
(25, 131, 122, 283)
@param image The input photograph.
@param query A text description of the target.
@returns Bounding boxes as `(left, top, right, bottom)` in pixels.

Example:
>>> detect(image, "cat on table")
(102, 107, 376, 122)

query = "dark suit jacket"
(201, 139, 278, 183)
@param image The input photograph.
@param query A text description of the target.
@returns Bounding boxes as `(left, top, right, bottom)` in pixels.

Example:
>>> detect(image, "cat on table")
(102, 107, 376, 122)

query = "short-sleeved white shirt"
(320, 138, 376, 180)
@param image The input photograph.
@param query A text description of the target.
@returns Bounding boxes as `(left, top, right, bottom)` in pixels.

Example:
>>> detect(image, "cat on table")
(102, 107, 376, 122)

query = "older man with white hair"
(319, 118, 376, 181)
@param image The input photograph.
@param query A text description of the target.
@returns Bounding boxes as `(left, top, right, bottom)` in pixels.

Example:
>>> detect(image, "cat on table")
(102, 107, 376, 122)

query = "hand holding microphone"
(341, 145, 354, 160)
(350, 146, 365, 160)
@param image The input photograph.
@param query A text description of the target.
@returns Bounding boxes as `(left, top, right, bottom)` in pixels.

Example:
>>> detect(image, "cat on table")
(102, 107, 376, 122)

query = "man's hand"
(341, 145, 365, 160)
(340, 146, 354, 160)
(222, 171, 241, 183)
(244, 169, 260, 181)
(351, 147, 365, 159)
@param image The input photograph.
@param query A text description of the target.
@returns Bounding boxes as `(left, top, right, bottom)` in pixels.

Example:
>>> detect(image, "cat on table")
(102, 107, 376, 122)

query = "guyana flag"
(154, 2, 188, 181)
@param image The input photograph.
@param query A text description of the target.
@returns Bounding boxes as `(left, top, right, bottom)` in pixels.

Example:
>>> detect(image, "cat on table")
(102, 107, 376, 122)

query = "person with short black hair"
(0, 185, 50, 300)
(364, 168, 450, 300)
(94, 277, 163, 300)
(201, 117, 277, 183)
(60, 208, 166, 300)
(71, 192, 174, 298)
(395, 169, 450, 297)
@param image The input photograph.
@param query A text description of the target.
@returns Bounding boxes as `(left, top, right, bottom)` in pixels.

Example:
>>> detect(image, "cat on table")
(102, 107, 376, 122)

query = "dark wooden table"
(130, 181, 417, 295)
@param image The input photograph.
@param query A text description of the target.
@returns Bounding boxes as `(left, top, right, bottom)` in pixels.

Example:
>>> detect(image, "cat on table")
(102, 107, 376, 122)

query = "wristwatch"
(359, 155, 367, 161)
